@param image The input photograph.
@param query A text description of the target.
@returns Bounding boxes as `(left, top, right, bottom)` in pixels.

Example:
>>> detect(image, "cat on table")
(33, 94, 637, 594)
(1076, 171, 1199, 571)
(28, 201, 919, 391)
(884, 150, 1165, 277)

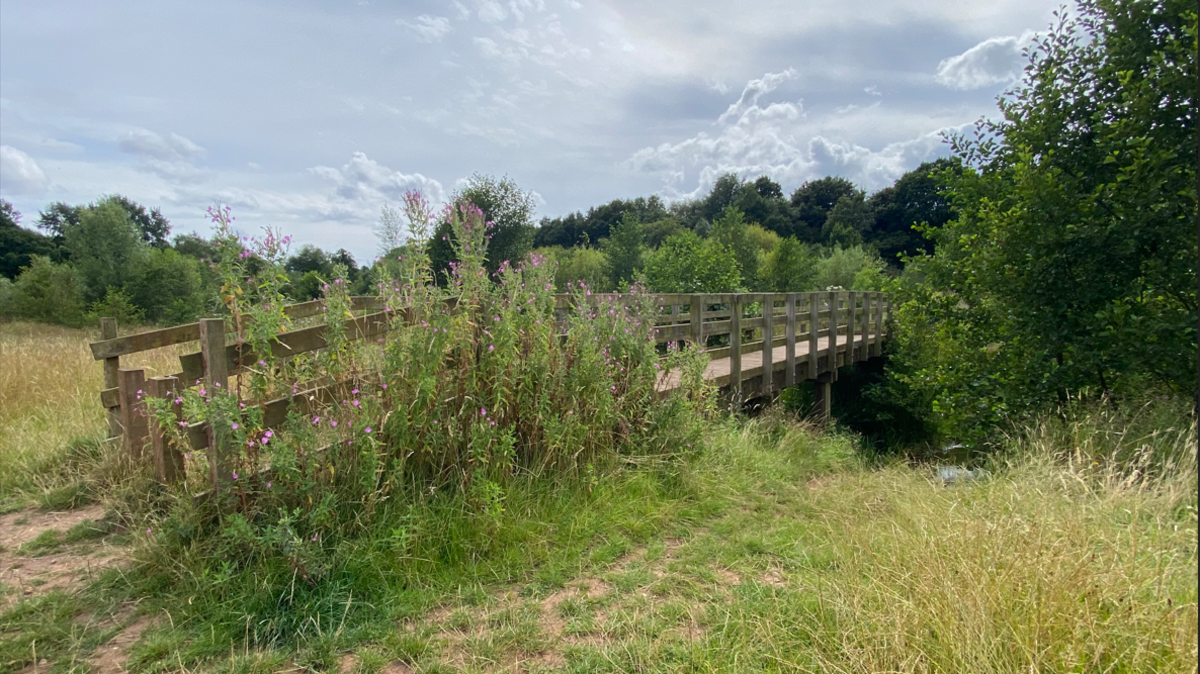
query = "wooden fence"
(89, 291, 890, 490)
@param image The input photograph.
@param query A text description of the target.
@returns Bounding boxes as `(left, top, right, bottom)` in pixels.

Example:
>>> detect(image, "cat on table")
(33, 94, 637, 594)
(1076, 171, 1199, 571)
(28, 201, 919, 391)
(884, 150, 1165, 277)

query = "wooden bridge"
(88, 291, 890, 487)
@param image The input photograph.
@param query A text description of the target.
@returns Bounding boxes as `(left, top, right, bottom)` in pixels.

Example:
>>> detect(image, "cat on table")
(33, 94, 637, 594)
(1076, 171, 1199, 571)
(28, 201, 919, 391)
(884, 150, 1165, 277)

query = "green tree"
(822, 191, 873, 247)
(604, 212, 644, 287)
(814, 245, 886, 291)
(64, 200, 147, 303)
(1, 200, 61, 279)
(761, 237, 817, 292)
(125, 248, 207, 324)
(541, 245, 611, 291)
(789, 176, 859, 242)
(893, 0, 1197, 439)
(643, 230, 742, 293)
(5, 256, 87, 326)
(866, 158, 961, 264)
(430, 174, 537, 281)
(711, 206, 760, 288)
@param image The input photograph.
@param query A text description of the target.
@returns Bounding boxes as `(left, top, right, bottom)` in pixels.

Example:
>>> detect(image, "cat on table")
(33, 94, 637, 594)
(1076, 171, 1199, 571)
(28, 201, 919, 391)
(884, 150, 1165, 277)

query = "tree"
(761, 237, 816, 292)
(100, 195, 171, 247)
(604, 212, 645, 287)
(36, 202, 82, 239)
(814, 245, 886, 291)
(822, 191, 873, 247)
(866, 158, 961, 264)
(893, 0, 1197, 439)
(458, 173, 537, 275)
(711, 206, 760, 288)
(64, 200, 147, 302)
(1, 200, 61, 279)
(39, 196, 170, 248)
(5, 256, 87, 326)
(643, 230, 742, 294)
(789, 176, 859, 242)
(125, 248, 207, 324)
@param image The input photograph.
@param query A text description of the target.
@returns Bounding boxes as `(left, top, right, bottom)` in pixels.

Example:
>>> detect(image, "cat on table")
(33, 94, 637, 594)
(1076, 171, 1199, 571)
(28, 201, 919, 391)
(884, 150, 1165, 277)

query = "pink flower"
(331, 420, 338, 427)
(312, 416, 320, 424)
(232, 472, 239, 480)
(231, 423, 239, 430)
(198, 389, 207, 396)
(488, 344, 494, 351)
(261, 437, 269, 445)
(381, 384, 388, 389)
(364, 427, 372, 433)
(481, 407, 487, 416)
(266, 481, 272, 488)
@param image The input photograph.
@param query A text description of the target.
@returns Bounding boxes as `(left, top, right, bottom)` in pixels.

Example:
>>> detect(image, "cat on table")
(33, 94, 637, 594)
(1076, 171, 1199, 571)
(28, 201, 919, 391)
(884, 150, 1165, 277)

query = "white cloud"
(118, 128, 205, 162)
(309, 151, 447, 207)
(935, 31, 1035, 90)
(477, 0, 507, 23)
(627, 70, 960, 196)
(0, 145, 49, 195)
(399, 14, 453, 43)
(717, 68, 796, 124)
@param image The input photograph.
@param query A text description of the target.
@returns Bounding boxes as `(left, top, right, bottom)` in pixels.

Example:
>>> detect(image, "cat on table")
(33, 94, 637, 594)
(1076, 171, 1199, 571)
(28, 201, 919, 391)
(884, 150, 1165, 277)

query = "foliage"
(124, 248, 208, 324)
(0, 199, 62, 279)
(711, 206, 760, 287)
(534, 195, 669, 248)
(604, 212, 645, 287)
(866, 158, 961, 264)
(2, 256, 87, 327)
(890, 0, 1198, 442)
(813, 245, 887, 291)
(822, 191, 873, 247)
(643, 230, 742, 293)
(541, 245, 611, 292)
(789, 176, 859, 242)
(64, 200, 147, 303)
(88, 287, 144, 326)
(140, 196, 711, 639)
(432, 174, 537, 280)
(760, 236, 817, 292)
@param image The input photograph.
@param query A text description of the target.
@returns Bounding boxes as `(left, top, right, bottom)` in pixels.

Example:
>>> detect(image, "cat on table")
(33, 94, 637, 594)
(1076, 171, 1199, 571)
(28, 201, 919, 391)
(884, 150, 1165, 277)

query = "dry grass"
(0, 321, 189, 500)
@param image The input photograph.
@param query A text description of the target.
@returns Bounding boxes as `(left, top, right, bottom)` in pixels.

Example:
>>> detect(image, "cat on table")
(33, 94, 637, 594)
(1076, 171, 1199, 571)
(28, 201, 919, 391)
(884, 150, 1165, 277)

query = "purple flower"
(232, 472, 239, 480)
(261, 437, 269, 445)
(231, 423, 239, 430)
(331, 420, 338, 427)
(266, 481, 272, 488)
(364, 427, 372, 433)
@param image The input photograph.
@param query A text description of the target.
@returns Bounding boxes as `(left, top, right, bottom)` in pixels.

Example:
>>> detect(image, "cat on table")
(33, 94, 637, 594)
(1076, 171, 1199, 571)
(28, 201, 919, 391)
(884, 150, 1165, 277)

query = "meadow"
(1, 319, 1195, 673)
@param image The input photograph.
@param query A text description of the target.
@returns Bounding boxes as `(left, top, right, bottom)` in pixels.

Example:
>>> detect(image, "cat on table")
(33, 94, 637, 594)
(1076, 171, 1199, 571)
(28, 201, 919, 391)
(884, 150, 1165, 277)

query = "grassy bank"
(1, 322, 1195, 673)
(3, 409, 1195, 673)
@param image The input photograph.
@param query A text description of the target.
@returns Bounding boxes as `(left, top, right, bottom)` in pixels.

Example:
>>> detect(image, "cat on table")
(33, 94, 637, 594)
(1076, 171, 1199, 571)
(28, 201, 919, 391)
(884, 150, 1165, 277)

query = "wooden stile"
(147, 376, 184, 484)
(117, 368, 149, 458)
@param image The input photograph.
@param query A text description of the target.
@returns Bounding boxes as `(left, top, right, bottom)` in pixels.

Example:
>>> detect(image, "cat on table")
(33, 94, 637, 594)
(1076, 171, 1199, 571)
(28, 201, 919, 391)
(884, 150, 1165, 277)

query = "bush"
(643, 230, 742, 293)
(143, 199, 712, 630)
(6, 256, 87, 327)
(88, 287, 144, 326)
(814, 245, 886, 290)
(125, 248, 207, 323)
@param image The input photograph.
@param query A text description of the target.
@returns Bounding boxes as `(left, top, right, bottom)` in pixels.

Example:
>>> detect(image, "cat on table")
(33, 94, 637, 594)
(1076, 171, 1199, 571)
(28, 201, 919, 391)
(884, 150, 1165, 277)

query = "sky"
(0, 0, 1059, 262)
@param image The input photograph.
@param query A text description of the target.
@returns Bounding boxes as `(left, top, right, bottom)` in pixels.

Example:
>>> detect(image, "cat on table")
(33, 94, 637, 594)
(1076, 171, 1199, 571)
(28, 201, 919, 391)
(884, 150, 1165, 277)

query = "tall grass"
(0, 321, 187, 504)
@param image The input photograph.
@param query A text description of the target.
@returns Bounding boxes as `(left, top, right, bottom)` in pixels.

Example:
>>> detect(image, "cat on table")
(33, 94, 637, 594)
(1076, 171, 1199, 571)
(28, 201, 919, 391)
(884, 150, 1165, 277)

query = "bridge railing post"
(874, 292, 884, 355)
(729, 294, 742, 402)
(691, 295, 704, 350)
(785, 294, 796, 388)
(761, 293, 774, 395)
(808, 293, 819, 379)
(826, 291, 839, 377)
(847, 291, 857, 365)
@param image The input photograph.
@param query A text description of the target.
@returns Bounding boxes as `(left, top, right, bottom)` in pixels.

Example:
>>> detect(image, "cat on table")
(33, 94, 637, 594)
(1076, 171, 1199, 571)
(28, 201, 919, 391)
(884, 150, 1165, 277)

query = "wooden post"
(808, 294, 819, 379)
(691, 295, 705, 349)
(847, 292, 858, 364)
(862, 293, 872, 359)
(670, 302, 682, 350)
(814, 373, 833, 422)
(199, 318, 231, 491)
(729, 295, 742, 401)
(99, 317, 121, 441)
(827, 291, 839, 376)
(874, 292, 884, 355)
(117, 369, 149, 458)
(761, 294, 774, 395)
(785, 294, 797, 388)
(147, 376, 185, 484)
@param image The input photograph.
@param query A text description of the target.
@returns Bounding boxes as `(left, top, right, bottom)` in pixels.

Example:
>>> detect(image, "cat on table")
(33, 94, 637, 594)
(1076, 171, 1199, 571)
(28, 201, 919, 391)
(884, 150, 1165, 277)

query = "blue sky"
(1, 0, 1056, 261)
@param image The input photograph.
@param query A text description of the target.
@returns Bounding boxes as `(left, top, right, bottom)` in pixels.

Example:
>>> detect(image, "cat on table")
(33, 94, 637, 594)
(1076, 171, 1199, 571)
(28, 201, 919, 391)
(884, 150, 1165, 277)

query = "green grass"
(2, 402, 1194, 673)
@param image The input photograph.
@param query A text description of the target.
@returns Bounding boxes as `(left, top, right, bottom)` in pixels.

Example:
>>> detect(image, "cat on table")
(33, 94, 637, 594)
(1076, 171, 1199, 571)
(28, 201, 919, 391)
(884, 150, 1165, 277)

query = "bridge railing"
(88, 291, 890, 487)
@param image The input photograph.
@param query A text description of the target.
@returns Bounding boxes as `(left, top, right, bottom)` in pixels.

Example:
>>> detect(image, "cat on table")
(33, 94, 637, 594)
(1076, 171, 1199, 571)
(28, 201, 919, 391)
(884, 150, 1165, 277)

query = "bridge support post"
(814, 372, 833, 422)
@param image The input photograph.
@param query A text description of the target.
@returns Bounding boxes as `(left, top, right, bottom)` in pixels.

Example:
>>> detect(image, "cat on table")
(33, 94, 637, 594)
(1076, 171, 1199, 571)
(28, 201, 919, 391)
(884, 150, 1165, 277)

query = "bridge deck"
(656, 330, 881, 394)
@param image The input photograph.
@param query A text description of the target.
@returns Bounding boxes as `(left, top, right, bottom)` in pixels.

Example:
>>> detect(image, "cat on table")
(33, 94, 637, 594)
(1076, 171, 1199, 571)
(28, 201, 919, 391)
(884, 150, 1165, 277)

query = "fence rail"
(91, 291, 891, 490)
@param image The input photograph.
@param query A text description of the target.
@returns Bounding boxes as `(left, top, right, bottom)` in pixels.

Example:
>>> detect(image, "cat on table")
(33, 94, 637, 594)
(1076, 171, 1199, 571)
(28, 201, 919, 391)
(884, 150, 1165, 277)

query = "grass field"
(1, 321, 1196, 673)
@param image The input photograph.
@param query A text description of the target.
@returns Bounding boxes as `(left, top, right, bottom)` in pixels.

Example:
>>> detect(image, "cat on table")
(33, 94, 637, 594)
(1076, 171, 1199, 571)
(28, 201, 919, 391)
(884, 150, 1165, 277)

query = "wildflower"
(312, 535, 318, 542)
(146, 528, 152, 535)
(179, 421, 189, 428)
(331, 420, 338, 427)
(266, 481, 272, 488)
(265, 430, 273, 438)
(174, 397, 183, 404)
(258, 360, 267, 367)
(231, 423, 239, 430)
(353, 400, 361, 407)
(352, 388, 359, 395)
(489, 344, 494, 351)
(365, 427, 372, 433)
(232, 472, 239, 479)
(381, 384, 388, 389)
(199, 388, 207, 396)
(312, 416, 321, 424)
(261, 437, 269, 445)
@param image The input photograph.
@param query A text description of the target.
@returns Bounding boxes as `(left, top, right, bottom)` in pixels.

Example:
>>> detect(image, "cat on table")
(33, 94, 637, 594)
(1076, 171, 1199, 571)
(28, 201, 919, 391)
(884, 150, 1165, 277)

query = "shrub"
(814, 245, 886, 290)
(88, 287, 144, 326)
(6, 256, 87, 327)
(146, 198, 711, 606)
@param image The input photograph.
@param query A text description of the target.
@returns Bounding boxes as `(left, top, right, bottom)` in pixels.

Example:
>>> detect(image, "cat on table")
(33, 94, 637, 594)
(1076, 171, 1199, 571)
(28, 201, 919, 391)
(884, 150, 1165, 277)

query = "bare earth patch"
(0, 505, 128, 605)
(88, 615, 153, 674)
